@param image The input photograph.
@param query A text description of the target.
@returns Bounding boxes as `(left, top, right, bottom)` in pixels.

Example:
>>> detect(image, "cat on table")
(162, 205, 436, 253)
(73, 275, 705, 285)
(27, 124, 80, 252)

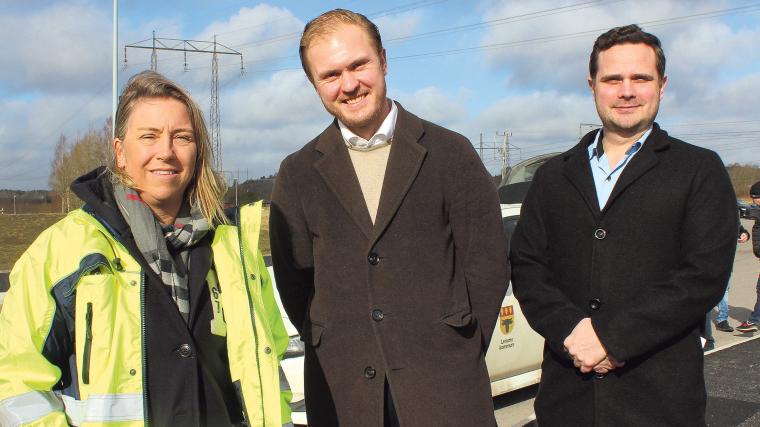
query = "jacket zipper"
(82, 302, 93, 384)
(236, 205, 265, 425)
(140, 271, 150, 426)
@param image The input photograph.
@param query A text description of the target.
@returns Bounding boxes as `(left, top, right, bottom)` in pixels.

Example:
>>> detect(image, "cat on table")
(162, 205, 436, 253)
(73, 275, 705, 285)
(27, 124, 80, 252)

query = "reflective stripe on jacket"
(0, 202, 291, 426)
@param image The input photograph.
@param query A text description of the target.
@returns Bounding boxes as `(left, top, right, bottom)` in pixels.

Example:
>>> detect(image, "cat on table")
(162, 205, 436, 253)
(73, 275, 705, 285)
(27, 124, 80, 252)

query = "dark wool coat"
(270, 104, 508, 427)
(510, 124, 738, 427)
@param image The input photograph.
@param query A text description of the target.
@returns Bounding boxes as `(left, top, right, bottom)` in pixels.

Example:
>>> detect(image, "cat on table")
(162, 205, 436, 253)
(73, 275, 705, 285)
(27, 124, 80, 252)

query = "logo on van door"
(499, 306, 514, 335)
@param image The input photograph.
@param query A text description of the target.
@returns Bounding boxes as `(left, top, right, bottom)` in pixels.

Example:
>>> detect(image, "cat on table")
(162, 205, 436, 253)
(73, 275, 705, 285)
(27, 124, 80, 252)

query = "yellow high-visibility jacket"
(0, 202, 292, 427)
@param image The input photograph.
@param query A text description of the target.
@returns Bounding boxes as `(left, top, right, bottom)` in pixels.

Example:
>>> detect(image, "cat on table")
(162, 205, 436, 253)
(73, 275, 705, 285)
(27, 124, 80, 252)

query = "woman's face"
(114, 97, 197, 217)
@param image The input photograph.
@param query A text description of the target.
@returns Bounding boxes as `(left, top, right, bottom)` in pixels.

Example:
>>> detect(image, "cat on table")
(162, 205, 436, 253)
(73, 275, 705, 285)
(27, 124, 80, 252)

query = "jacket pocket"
(82, 302, 93, 385)
(301, 321, 326, 347)
(441, 307, 473, 328)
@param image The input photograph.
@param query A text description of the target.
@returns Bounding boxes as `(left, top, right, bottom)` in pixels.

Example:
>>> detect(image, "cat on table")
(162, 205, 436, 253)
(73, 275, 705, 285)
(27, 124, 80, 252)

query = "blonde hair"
(112, 70, 228, 227)
(299, 9, 383, 82)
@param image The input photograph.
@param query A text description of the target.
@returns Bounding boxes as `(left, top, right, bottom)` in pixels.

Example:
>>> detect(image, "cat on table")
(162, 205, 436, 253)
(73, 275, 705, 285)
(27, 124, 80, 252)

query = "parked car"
(272, 153, 559, 425)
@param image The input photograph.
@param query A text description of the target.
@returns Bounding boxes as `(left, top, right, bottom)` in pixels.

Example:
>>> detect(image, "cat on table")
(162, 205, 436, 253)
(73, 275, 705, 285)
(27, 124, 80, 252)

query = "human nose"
(155, 134, 176, 160)
(340, 71, 359, 93)
(619, 79, 635, 100)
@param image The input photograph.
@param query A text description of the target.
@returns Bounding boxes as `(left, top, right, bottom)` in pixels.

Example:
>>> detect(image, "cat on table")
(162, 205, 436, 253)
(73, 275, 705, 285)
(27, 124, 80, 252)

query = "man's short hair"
(589, 24, 666, 81)
(299, 9, 383, 82)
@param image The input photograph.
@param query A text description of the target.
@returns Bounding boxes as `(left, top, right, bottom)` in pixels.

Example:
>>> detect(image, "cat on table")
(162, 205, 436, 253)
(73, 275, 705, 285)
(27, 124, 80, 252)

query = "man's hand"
(592, 355, 625, 374)
(563, 318, 609, 373)
(739, 232, 749, 243)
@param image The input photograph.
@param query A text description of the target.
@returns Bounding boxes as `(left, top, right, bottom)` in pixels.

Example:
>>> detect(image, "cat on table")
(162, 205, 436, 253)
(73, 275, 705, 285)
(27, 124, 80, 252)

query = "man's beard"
(326, 90, 388, 134)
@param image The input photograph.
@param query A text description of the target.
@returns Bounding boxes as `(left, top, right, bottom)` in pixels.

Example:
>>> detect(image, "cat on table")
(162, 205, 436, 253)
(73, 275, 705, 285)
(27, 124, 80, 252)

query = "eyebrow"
(135, 127, 194, 133)
(316, 56, 371, 79)
(599, 73, 654, 81)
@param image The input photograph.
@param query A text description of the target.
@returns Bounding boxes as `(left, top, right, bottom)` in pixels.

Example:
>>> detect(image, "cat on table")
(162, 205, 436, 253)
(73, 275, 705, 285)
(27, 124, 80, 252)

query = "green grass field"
(0, 208, 271, 272)
(0, 214, 65, 271)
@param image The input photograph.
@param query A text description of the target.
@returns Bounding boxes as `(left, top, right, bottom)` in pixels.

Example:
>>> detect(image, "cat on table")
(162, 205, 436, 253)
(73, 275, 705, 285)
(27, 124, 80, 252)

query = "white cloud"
(214, 69, 331, 176)
(393, 86, 470, 129)
(0, 92, 110, 188)
(376, 10, 424, 41)
(477, 0, 743, 92)
(0, 1, 111, 94)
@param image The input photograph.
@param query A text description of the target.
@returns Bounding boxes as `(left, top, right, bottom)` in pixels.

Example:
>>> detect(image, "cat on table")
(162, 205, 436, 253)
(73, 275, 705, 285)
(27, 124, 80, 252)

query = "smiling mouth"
(151, 170, 178, 176)
(343, 93, 367, 105)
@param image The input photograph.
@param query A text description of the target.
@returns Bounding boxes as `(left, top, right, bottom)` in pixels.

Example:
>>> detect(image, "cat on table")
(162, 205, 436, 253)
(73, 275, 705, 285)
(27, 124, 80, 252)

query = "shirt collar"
(588, 127, 652, 160)
(339, 100, 397, 151)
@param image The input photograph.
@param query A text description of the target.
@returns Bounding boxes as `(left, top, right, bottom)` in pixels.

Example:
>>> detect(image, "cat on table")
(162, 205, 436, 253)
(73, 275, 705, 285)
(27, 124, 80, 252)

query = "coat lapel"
(369, 104, 427, 248)
(562, 132, 601, 217)
(603, 123, 668, 213)
(314, 122, 374, 239)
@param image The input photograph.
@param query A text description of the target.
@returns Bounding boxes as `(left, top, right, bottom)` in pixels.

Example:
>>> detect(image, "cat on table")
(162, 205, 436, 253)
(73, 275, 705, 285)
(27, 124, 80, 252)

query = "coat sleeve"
(753, 220, 760, 258)
(510, 165, 587, 355)
(448, 140, 509, 346)
(269, 156, 315, 335)
(0, 234, 69, 427)
(256, 251, 293, 425)
(592, 150, 738, 361)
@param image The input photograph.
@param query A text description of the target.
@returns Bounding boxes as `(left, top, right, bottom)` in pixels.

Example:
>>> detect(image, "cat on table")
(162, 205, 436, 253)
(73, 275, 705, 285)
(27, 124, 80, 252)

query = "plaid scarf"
(113, 184, 209, 323)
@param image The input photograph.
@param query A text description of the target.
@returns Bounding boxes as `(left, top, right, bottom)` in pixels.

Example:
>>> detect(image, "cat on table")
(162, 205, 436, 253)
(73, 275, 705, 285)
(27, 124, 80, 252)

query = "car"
(271, 153, 559, 425)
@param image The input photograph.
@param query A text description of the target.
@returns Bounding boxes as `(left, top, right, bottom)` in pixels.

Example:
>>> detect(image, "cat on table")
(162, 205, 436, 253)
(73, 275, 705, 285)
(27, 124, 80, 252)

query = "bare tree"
(48, 134, 70, 213)
(48, 120, 113, 212)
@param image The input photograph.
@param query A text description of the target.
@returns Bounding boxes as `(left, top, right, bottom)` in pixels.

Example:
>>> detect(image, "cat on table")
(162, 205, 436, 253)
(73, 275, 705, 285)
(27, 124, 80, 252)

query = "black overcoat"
(270, 104, 508, 426)
(510, 124, 738, 426)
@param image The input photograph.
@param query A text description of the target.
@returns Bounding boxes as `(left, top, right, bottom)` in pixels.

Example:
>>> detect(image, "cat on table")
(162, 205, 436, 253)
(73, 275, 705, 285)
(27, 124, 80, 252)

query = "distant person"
(0, 71, 292, 426)
(712, 225, 750, 335)
(269, 9, 508, 427)
(510, 24, 737, 426)
(704, 225, 750, 351)
(736, 181, 760, 333)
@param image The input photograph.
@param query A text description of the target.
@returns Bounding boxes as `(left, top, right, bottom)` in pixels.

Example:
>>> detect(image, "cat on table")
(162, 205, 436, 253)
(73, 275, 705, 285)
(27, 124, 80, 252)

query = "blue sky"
(1, 0, 759, 190)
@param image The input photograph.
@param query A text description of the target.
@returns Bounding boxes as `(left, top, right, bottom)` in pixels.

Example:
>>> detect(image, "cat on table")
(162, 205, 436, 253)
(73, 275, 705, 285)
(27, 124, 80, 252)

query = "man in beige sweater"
(270, 9, 509, 427)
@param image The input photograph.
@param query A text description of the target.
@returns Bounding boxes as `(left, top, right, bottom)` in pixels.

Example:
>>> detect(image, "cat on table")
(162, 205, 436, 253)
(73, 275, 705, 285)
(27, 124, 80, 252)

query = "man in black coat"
(510, 24, 738, 426)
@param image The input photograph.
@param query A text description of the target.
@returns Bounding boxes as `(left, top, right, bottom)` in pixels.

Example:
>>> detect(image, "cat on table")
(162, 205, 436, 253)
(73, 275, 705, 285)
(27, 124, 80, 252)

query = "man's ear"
(659, 74, 668, 99)
(381, 48, 388, 75)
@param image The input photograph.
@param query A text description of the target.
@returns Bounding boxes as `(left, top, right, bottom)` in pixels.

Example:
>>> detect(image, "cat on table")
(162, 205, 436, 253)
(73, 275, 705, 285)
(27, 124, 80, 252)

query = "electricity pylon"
(125, 32, 243, 171)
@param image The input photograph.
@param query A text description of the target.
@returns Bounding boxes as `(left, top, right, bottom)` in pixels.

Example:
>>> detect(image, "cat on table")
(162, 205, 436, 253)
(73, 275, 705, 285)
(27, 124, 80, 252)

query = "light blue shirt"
(588, 128, 652, 210)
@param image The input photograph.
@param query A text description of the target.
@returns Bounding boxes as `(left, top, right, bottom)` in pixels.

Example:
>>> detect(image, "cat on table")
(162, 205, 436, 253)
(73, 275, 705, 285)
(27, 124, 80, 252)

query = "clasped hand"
(563, 318, 625, 374)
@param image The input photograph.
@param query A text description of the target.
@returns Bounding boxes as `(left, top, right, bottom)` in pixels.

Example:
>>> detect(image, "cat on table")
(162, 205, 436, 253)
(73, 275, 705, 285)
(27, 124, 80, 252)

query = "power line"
(229, 0, 448, 50)
(388, 3, 760, 61)
(385, 0, 619, 44)
(125, 32, 244, 171)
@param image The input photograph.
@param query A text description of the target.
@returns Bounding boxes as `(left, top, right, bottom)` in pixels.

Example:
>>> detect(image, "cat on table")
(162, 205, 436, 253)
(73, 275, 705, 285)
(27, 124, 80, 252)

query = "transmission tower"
(477, 131, 520, 178)
(125, 33, 244, 171)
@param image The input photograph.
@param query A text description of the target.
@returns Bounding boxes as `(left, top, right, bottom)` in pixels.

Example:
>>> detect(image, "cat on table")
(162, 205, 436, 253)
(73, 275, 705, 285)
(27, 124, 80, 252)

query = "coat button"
(590, 298, 602, 311)
(178, 343, 192, 358)
(367, 253, 380, 265)
(594, 228, 607, 240)
(595, 372, 606, 379)
(364, 366, 376, 379)
(264, 346, 272, 354)
(371, 309, 384, 322)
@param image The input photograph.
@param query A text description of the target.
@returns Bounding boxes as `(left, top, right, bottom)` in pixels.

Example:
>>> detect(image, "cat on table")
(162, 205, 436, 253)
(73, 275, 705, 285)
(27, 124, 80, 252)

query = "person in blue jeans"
(736, 181, 760, 333)
(703, 227, 749, 351)
(715, 227, 750, 332)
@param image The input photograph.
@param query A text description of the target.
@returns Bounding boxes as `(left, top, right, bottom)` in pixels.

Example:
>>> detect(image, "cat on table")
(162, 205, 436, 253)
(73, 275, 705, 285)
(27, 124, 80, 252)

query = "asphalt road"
(494, 218, 760, 427)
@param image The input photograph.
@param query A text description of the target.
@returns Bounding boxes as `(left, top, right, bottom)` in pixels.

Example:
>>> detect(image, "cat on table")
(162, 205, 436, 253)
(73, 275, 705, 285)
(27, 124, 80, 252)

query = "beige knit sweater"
(347, 144, 392, 224)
